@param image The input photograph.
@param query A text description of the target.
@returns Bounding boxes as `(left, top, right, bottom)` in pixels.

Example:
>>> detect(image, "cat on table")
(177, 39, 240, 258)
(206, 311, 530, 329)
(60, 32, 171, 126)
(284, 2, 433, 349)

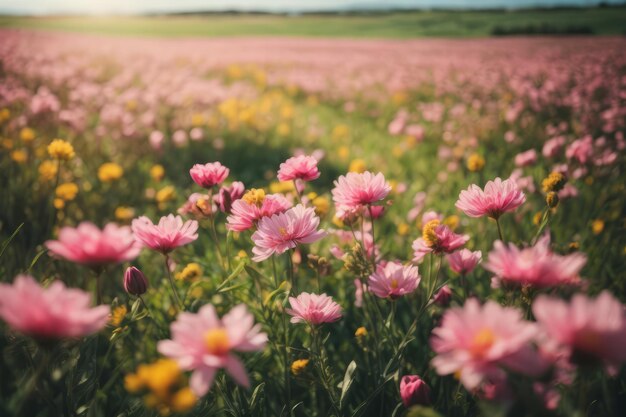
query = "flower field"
(0, 27, 625, 417)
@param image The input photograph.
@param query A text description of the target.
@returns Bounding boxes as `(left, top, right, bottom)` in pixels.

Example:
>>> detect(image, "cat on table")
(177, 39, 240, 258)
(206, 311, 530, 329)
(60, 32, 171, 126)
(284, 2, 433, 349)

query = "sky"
(0, 0, 622, 15)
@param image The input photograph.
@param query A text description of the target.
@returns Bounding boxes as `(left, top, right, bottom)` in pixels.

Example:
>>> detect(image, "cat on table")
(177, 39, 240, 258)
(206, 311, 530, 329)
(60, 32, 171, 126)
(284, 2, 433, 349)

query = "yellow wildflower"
(332, 124, 350, 141)
(542, 172, 566, 193)
(20, 127, 36, 143)
(338, 146, 349, 161)
(115, 206, 135, 222)
(10, 149, 27, 163)
(176, 263, 203, 281)
(110, 305, 127, 327)
(0, 108, 10, 122)
(532, 211, 543, 225)
(349, 159, 366, 173)
(546, 191, 559, 208)
(39, 160, 58, 181)
(150, 164, 165, 182)
(466, 154, 485, 172)
(312, 196, 330, 217)
(355, 327, 368, 338)
(1, 138, 13, 149)
(591, 219, 604, 235)
(291, 359, 310, 376)
(191, 113, 205, 127)
(125, 359, 196, 415)
(98, 162, 124, 182)
(443, 215, 460, 230)
(242, 188, 266, 205)
(47, 139, 75, 161)
(56, 182, 79, 201)
(397, 222, 410, 236)
(156, 186, 176, 204)
(53, 198, 65, 210)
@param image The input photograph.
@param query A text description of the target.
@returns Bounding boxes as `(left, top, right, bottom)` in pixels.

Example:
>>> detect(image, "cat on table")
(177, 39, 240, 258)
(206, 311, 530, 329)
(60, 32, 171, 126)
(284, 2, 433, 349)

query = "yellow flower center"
(242, 188, 266, 205)
(278, 227, 289, 237)
(390, 279, 399, 289)
(470, 328, 496, 357)
(422, 219, 441, 247)
(204, 329, 230, 356)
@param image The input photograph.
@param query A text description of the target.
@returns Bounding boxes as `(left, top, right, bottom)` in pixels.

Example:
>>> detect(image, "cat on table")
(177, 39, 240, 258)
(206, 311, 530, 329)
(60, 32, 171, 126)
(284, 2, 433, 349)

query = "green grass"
(0, 8, 625, 38)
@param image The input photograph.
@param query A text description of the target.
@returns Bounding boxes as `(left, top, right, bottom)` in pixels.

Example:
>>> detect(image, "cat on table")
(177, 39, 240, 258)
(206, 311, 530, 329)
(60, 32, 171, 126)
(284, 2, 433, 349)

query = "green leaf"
(26, 249, 47, 272)
(339, 360, 357, 409)
(216, 260, 246, 292)
(0, 222, 24, 259)
(249, 382, 265, 410)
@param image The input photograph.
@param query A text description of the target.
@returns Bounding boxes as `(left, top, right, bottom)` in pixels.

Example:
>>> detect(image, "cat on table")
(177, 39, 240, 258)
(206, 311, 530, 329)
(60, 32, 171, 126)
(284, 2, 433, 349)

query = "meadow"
(0, 12, 625, 417)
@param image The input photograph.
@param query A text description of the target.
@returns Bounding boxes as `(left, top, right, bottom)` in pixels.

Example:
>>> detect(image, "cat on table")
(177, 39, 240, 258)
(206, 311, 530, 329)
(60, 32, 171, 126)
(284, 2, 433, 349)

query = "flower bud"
(546, 191, 559, 208)
(433, 285, 452, 306)
(400, 375, 431, 407)
(124, 266, 148, 296)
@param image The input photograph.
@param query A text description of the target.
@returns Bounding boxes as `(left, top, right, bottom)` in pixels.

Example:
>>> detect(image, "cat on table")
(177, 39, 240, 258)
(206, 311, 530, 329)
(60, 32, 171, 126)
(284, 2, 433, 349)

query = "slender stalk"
(292, 180, 303, 204)
(286, 250, 296, 293)
(208, 213, 225, 270)
(367, 205, 376, 266)
(282, 308, 292, 416)
(163, 255, 182, 312)
(495, 217, 504, 242)
(311, 327, 341, 415)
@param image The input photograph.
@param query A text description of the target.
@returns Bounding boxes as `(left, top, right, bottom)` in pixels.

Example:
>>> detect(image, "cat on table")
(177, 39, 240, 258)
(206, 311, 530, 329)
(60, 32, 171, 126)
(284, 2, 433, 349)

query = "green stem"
(164, 255, 182, 312)
(367, 205, 376, 266)
(311, 327, 341, 415)
(293, 180, 303, 204)
(495, 217, 504, 242)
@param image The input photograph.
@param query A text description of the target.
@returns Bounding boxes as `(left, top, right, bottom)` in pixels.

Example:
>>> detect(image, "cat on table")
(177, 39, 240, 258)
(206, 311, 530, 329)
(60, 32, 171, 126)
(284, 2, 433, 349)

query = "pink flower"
(400, 375, 431, 407)
(542, 136, 565, 158)
(251, 204, 326, 262)
(533, 292, 626, 370)
(190, 162, 229, 189)
(214, 181, 245, 213)
(0, 275, 109, 339)
(566, 136, 593, 164)
(455, 177, 526, 219)
(45, 222, 140, 267)
(332, 171, 391, 218)
(157, 304, 267, 396)
(368, 261, 420, 299)
(132, 214, 198, 254)
(483, 235, 585, 288)
(433, 285, 452, 306)
(412, 220, 469, 262)
(277, 155, 320, 182)
(286, 292, 342, 325)
(447, 249, 482, 275)
(431, 298, 540, 390)
(514, 149, 537, 167)
(226, 193, 292, 232)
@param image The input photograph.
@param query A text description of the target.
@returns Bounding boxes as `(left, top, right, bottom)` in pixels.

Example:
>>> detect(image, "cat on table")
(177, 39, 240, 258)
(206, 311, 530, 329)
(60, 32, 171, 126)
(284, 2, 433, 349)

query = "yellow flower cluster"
(307, 192, 330, 217)
(115, 206, 135, 222)
(291, 359, 310, 375)
(542, 172, 566, 193)
(150, 164, 165, 182)
(466, 154, 485, 172)
(349, 159, 366, 173)
(422, 219, 441, 247)
(176, 263, 203, 281)
(125, 359, 196, 415)
(47, 139, 75, 161)
(110, 305, 127, 327)
(20, 127, 36, 143)
(242, 188, 266, 205)
(10, 149, 27, 163)
(98, 162, 124, 182)
(156, 186, 176, 204)
(39, 160, 58, 181)
(56, 182, 79, 201)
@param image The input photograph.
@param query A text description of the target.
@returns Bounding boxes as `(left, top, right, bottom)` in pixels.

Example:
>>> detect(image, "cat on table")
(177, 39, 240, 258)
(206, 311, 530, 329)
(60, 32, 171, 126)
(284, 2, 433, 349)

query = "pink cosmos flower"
(514, 149, 537, 167)
(431, 298, 541, 390)
(157, 304, 267, 396)
(447, 249, 482, 275)
(400, 375, 431, 407)
(455, 177, 526, 219)
(286, 292, 342, 325)
(332, 171, 391, 218)
(566, 136, 593, 164)
(132, 214, 198, 254)
(226, 193, 292, 232)
(412, 221, 469, 262)
(368, 261, 420, 299)
(483, 234, 586, 288)
(190, 162, 229, 189)
(533, 292, 626, 370)
(0, 275, 109, 339)
(277, 155, 320, 182)
(45, 222, 141, 267)
(433, 285, 452, 306)
(251, 204, 326, 262)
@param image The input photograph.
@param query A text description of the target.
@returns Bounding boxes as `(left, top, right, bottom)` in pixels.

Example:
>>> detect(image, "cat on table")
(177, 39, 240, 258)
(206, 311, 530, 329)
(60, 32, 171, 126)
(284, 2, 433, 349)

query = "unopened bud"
(124, 266, 148, 296)
(400, 375, 432, 407)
